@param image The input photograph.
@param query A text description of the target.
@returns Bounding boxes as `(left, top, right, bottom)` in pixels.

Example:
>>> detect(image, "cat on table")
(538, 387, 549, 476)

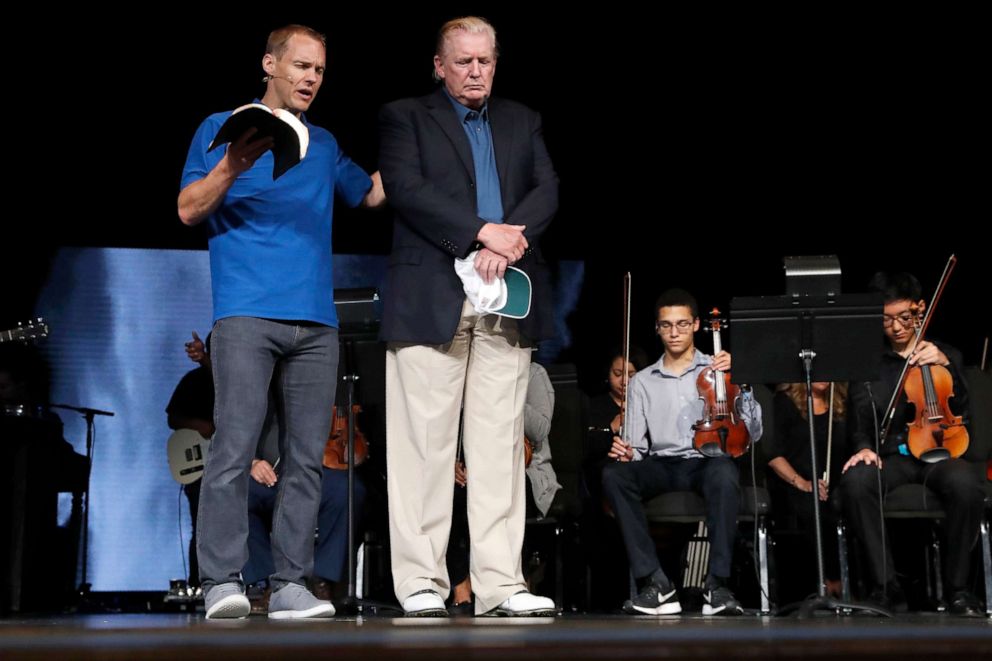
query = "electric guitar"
(0, 319, 48, 343)
(167, 428, 211, 485)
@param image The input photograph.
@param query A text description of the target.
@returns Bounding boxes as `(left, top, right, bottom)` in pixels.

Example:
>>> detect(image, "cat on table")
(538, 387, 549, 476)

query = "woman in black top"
(580, 347, 648, 610)
(767, 381, 849, 598)
(583, 347, 650, 503)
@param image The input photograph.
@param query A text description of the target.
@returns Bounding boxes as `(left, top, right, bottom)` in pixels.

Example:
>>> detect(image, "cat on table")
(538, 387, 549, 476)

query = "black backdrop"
(8, 7, 987, 388)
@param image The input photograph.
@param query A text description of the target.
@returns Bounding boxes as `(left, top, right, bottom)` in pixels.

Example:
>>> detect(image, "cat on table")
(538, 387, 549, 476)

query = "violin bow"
(823, 382, 834, 487)
(621, 272, 632, 450)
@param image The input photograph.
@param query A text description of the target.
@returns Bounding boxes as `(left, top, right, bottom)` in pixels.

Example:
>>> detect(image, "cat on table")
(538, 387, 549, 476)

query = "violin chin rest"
(919, 447, 950, 464)
(696, 442, 726, 458)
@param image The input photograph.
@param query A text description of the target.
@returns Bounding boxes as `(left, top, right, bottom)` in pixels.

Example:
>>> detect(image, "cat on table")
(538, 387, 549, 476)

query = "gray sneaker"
(267, 582, 335, 619)
(204, 582, 250, 619)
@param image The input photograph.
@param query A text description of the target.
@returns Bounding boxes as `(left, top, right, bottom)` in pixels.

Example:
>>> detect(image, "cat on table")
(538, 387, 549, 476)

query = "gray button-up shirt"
(626, 351, 763, 460)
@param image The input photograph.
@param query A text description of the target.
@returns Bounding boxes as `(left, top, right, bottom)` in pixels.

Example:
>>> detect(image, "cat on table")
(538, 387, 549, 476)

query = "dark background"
(7, 7, 987, 386)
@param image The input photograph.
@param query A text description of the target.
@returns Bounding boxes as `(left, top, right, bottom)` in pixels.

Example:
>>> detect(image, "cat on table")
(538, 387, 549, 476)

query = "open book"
(208, 103, 309, 179)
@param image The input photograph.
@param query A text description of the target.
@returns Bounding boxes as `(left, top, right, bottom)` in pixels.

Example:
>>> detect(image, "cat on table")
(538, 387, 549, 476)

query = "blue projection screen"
(35, 247, 582, 591)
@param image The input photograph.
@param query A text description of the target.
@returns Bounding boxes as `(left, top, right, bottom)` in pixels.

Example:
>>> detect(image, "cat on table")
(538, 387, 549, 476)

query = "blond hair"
(435, 16, 499, 58)
(776, 382, 848, 420)
(266, 24, 326, 59)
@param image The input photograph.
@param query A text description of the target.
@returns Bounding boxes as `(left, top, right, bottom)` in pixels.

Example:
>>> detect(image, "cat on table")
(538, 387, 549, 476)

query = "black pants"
(773, 485, 840, 576)
(601, 456, 740, 581)
(183, 480, 201, 587)
(839, 455, 984, 591)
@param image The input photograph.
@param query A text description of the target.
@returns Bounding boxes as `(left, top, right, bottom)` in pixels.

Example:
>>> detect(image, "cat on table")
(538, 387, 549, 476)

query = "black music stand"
(731, 293, 889, 617)
(333, 288, 391, 615)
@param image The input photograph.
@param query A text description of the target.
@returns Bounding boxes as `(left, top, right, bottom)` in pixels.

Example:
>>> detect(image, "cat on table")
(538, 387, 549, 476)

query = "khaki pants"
(387, 299, 531, 614)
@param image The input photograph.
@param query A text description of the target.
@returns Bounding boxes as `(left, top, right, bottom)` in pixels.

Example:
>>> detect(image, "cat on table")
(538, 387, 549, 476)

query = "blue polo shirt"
(181, 103, 372, 326)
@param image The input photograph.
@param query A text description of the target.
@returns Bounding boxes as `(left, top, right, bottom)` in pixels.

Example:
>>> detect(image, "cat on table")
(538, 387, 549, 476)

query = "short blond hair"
(435, 16, 499, 58)
(266, 24, 326, 59)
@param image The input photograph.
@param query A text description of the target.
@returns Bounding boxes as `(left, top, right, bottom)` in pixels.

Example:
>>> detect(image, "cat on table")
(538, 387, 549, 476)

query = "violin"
(902, 303, 969, 463)
(692, 308, 750, 458)
(524, 436, 534, 468)
(878, 255, 969, 463)
(323, 404, 369, 470)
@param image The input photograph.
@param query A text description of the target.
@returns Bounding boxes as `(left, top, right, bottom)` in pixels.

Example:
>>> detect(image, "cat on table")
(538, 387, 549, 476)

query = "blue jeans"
(244, 467, 366, 585)
(197, 317, 339, 591)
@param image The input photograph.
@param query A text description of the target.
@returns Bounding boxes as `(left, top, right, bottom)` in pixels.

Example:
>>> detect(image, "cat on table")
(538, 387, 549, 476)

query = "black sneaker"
(948, 590, 983, 617)
(623, 575, 681, 615)
(702, 577, 743, 616)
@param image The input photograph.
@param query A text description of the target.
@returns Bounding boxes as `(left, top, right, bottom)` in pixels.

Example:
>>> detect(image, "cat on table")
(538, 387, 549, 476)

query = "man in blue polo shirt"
(178, 24, 384, 620)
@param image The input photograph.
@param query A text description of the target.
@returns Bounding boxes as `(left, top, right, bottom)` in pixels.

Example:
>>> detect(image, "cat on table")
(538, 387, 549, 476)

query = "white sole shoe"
(492, 591, 557, 617)
(268, 603, 336, 619)
(403, 590, 448, 617)
(205, 593, 251, 619)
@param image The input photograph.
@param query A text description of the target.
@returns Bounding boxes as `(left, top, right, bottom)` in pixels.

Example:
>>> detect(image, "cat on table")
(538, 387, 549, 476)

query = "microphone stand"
(49, 403, 114, 605)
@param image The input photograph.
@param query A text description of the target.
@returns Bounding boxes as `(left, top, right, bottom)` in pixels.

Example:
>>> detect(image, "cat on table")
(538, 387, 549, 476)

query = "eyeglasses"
(882, 313, 916, 328)
(656, 320, 694, 333)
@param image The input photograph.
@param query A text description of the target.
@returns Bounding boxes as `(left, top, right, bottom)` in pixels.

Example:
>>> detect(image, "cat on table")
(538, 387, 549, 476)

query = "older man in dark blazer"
(378, 16, 558, 617)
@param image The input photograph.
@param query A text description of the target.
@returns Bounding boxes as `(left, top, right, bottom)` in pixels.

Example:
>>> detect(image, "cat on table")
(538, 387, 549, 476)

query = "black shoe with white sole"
(623, 575, 681, 615)
(702, 577, 743, 616)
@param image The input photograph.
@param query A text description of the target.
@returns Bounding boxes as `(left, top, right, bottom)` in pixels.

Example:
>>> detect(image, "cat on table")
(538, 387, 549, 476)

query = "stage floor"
(2, 612, 991, 660)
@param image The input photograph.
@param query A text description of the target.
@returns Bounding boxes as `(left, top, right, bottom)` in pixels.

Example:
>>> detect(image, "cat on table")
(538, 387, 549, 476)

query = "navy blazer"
(378, 87, 559, 345)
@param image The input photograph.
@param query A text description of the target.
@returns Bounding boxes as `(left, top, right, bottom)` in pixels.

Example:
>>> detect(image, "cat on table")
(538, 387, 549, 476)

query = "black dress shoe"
(309, 577, 334, 602)
(948, 590, 983, 617)
(867, 581, 907, 613)
(448, 600, 474, 616)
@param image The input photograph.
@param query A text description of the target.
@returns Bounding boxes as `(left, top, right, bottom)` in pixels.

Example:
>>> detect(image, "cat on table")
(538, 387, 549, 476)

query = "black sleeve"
(768, 392, 798, 462)
(937, 342, 971, 427)
(848, 378, 878, 454)
(166, 367, 213, 422)
(583, 394, 616, 466)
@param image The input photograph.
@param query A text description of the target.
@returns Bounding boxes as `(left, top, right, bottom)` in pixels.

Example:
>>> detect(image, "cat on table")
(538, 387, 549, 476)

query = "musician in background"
(581, 346, 648, 610)
(165, 331, 214, 590)
(839, 271, 982, 616)
(1, 343, 88, 613)
(767, 381, 848, 600)
(601, 289, 762, 616)
(583, 346, 650, 506)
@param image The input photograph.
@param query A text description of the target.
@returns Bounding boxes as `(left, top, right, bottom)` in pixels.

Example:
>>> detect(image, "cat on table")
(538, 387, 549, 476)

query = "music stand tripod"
(731, 293, 890, 617)
(49, 402, 114, 604)
(332, 288, 398, 615)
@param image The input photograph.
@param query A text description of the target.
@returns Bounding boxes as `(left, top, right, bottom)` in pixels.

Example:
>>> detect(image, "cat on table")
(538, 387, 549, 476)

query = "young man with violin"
(601, 289, 762, 616)
(839, 271, 983, 616)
